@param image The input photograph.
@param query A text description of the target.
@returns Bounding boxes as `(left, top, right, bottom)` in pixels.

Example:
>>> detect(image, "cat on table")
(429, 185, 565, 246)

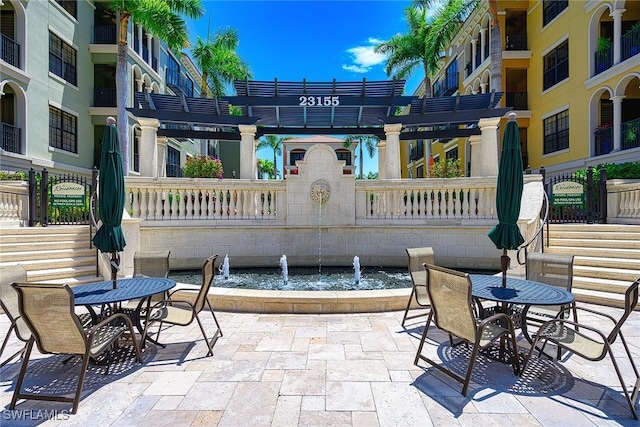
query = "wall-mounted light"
(232, 170, 236, 178)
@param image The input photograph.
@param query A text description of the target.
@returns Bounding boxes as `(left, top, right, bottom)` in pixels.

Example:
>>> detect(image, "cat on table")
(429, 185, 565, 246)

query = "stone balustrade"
(0, 181, 28, 226)
(606, 179, 640, 224)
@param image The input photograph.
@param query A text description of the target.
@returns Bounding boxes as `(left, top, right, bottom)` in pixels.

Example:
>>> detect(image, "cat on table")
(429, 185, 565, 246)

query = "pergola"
(127, 79, 511, 178)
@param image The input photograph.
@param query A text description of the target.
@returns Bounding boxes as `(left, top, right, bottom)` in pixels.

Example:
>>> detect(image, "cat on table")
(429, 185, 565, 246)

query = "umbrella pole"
(110, 252, 119, 289)
(501, 249, 509, 288)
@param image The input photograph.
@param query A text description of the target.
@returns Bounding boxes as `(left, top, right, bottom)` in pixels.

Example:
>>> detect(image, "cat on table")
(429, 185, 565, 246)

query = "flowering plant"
(183, 155, 224, 178)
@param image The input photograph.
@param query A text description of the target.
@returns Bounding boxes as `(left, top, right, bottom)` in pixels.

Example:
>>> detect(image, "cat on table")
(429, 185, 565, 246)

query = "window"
(543, 0, 568, 27)
(543, 109, 569, 154)
(54, 0, 77, 18)
(336, 150, 352, 165)
(166, 55, 180, 87)
(543, 40, 568, 90)
(49, 105, 77, 153)
(290, 151, 305, 165)
(416, 165, 424, 178)
(49, 32, 77, 85)
(166, 146, 181, 177)
(445, 147, 459, 160)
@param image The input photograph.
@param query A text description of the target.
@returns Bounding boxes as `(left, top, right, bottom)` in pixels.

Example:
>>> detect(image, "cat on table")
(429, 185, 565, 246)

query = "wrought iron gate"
(545, 166, 607, 224)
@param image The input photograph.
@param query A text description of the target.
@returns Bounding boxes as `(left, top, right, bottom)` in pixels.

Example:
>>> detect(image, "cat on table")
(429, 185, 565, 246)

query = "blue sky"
(186, 0, 424, 176)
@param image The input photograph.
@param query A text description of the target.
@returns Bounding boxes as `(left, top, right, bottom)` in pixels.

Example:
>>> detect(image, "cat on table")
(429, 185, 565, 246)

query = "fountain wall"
(120, 144, 544, 277)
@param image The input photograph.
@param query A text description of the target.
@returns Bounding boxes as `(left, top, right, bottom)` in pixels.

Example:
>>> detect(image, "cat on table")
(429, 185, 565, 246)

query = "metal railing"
(1, 33, 20, 68)
(1, 122, 22, 154)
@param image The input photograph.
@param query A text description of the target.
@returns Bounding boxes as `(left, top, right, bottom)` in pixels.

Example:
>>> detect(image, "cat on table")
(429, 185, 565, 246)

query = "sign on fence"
(51, 182, 86, 207)
(552, 181, 585, 206)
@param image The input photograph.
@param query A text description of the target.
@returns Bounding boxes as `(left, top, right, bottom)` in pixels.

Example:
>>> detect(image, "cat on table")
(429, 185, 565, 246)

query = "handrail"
(517, 188, 549, 265)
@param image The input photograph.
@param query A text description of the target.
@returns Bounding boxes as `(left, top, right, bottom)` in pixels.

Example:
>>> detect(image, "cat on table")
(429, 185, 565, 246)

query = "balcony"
(594, 126, 613, 156)
(505, 92, 528, 110)
(1, 33, 20, 68)
(166, 69, 194, 97)
(594, 47, 613, 75)
(93, 25, 116, 44)
(433, 73, 459, 97)
(1, 122, 22, 154)
(505, 34, 527, 51)
(410, 143, 424, 161)
(94, 87, 116, 107)
(622, 117, 640, 150)
(621, 25, 640, 61)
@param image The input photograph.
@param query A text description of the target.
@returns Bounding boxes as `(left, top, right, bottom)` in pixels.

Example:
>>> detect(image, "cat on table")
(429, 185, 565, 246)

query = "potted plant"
(596, 36, 612, 72)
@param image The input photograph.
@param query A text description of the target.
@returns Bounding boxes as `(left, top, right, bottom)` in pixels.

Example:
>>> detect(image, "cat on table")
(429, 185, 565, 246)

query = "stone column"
(471, 38, 478, 69)
(157, 136, 167, 178)
(239, 125, 257, 180)
(138, 118, 159, 177)
(611, 9, 624, 65)
(468, 135, 482, 176)
(478, 117, 501, 176)
(612, 95, 624, 152)
(479, 29, 487, 61)
(384, 124, 402, 179)
(136, 25, 143, 56)
(377, 140, 387, 179)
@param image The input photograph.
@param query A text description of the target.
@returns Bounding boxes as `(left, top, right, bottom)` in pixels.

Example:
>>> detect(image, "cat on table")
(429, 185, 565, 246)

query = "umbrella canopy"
(92, 117, 126, 288)
(488, 112, 525, 285)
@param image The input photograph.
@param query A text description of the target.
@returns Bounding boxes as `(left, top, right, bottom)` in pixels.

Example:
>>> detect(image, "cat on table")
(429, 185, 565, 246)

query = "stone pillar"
(146, 33, 152, 65)
(138, 118, 159, 177)
(136, 25, 143, 56)
(384, 124, 402, 179)
(239, 125, 257, 180)
(612, 95, 624, 152)
(468, 135, 482, 176)
(478, 117, 501, 176)
(157, 136, 167, 178)
(611, 9, 624, 65)
(479, 29, 487, 61)
(377, 140, 387, 179)
(471, 38, 478, 68)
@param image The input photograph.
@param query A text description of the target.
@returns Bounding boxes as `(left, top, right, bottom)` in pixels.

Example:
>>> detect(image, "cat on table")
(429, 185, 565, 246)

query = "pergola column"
(384, 123, 402, 179)
(468, 135, 482, 177)
(157, 136, 167, 177)
(137, 117, 160, 177)
(239, 125, 257, 180)
(377, 140, 387, 179)
(478, 117, 501, 176)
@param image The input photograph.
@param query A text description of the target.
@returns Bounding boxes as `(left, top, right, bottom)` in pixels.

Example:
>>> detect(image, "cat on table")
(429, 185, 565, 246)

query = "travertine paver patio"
(0, 303, 638, 426)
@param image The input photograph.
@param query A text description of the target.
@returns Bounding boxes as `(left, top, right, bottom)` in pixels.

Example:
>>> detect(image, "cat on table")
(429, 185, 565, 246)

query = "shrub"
(182, 155, 224, 179)
(429, 158, 463, 178)
(574, 161, 640, 181)
(0, 171, 28, 181)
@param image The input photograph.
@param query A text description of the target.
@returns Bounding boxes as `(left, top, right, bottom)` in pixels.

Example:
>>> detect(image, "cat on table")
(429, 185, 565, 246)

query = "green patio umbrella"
(488, 112, 525, 287)
(92, 117, 126, 289)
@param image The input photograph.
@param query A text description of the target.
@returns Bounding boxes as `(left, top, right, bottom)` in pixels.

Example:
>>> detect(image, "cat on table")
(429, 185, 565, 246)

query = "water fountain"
(310, 179, 331, 275)
(279, 254, 289, 285)
(219, 254, 230, 279)
(353, 256, 361, 284)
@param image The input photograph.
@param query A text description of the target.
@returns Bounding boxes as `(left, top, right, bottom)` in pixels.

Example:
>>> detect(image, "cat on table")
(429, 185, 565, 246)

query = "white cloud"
(342, 37, 387, 74)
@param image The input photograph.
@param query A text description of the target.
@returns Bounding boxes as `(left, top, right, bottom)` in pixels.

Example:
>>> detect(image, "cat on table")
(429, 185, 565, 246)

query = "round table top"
(72, 277, 176, 306)
(469, 274, 574, 306)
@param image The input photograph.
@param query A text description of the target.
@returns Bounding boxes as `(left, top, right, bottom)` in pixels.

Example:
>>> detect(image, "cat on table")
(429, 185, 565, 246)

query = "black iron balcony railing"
(594, 126, 613, 156)
(152, 56, 158, 72)
(1, 122, 22, 154)
(474, 49, 481, 68)
(166, 69, 194, 97)
(621, 25, 640, 61)
(142, 44, 149, 62)
(93, 87, 116, 107)
(594, 47, 613, 75)
(622, 117, 640, 150)
(433, 72, 459, 97)
(410, 143, 424, 161)
(505, 33, 527, 50)
(505, 92, 528, 110)
(1, 33, 20, 68)
(93, 25, 116, 44)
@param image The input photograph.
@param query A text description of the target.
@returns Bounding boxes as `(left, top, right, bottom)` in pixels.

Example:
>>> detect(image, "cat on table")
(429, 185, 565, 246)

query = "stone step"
(547, 224, 640, 233)
(27, 265, 98, 282)
(0, 225, 90, 235)
(573, 288, 628, 309)
(1, 256, 95, 272)
(574, 255, 640, 270)
(0, 240, 91, 252)
(573, 275, 635, 294)
(545, 245, 640, 260)
(40, 274, 103, 286)
(0, 234, 92, 246)
(0, 248, 95, 261)
(548, 230, 640, 240)
(547, 238, 640, 249)
(573, 265, 640, 283)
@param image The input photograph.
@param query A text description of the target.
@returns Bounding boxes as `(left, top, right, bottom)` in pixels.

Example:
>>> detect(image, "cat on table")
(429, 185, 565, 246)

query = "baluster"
(221, 190, 228, 218)
(155, 189, 163, 220)
(177, 189, 186, 220)
(185, 190, 193, 220)
(138, 189, 147, 219)
(205, 190, 213, 219)
(169, 189, 177, 220)
(130, 189, 140, 218)
(194, 190, 203, 219)
(633, 190, 640, 218)
(462, 188, 470, 219)
(146, 189, 155, 220)
(213, 190, 220, 219)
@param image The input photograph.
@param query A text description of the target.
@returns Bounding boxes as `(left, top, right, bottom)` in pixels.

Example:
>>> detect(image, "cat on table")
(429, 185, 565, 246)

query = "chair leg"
(413, 311, 434, 365)
(461, 344, 481, 396)
(206, 299, 223, 339)
(70, 354, 92, 414)
(401, 288, 416, 326)
(0, 324, 27, 368)
(9, 338, 34, 410)
(605, 343, 639, 420)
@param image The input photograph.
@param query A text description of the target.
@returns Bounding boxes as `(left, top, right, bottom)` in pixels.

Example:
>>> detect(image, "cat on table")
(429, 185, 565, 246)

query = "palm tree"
(342, 135, 378, 179)
(191, 27, 252, 98)
(374, 6, 436, 97)
(257, 158, 275, 179)
(108, 0, 204, 175)
(257, 135, 291, 179)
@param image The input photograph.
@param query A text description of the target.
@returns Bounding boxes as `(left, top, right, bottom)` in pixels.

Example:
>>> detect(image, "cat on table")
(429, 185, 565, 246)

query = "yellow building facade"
(405, 0, 640, 178)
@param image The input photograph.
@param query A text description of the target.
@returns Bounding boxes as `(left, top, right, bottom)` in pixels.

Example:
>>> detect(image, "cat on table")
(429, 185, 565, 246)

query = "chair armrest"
(167, 288, 200, 298)
(556, 305, 617, 325)
(478, 312, 516, 330)
(536, 318, 608, 343)
(148, 298, 194, 312)
(86, 312, 135, 338)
